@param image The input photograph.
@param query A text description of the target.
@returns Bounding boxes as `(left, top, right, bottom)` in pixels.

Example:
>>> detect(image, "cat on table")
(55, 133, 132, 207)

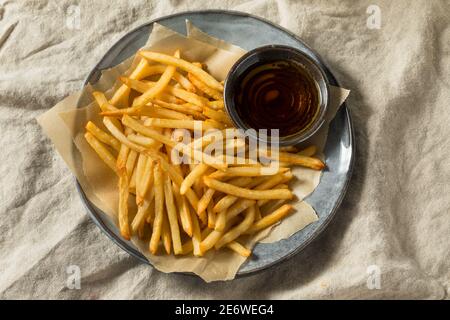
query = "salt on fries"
(84, 49, 324, 257)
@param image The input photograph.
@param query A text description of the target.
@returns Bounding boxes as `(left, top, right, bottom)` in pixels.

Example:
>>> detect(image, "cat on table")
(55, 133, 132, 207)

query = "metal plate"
(77, 10, 354, 277)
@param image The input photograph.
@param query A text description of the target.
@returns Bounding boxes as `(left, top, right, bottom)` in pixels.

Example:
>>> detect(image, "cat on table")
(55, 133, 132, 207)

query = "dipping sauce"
(234, 61, 320, 137)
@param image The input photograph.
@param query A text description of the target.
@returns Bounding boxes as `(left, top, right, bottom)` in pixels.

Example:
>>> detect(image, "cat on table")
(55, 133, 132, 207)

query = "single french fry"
(226, 241, 251, 257)
(137, 158, 154, 205)
(245, 204, 294, 234)
(100, 104, 192, 120)
(207, 100, 225, 110)
(84, 132, 117, 173)
(188, 73, 222, 100)
(127, 134, 161, 149)
(85, 121, 121, 152)
(190, 207, 202, 256)
(129, 165, 137, 191)
(139, 51, 223, 91)
(268, 151, 324, 170)
(203, 107, 233, 126)
(215, 206, 255, 249)
(125, 150, 138, 179)
(131, 188, 154, 234)
(116, 143, 130, 171)
(132, 50, 179, 107)
(118, 168, 131, 240)
(197, 187, 216, 217)
(161, 211, 172, 255)
(149, 162, 164, 254)
(180, 163, 209, 195)
(172, 182, 193, 237)
(205, 119, 226, 130)
(254, 204, 262, 221)
(146, 192, 156, 224)
(257, 183, 288, 207)
(144, 118, 220, 131)
(209, 166, 289, 178)
(203, 176, 293, 200)
(206, 200, 216, 229)
(135, 153, 147, 204)
(163, 175, 183, 255)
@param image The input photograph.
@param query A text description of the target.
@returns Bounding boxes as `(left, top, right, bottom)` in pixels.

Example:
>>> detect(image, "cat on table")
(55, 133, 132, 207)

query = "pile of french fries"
(84, 49, 325, 258)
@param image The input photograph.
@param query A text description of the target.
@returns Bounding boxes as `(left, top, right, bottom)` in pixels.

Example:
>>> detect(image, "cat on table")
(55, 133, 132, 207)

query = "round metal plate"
(76, 10, 354, 277)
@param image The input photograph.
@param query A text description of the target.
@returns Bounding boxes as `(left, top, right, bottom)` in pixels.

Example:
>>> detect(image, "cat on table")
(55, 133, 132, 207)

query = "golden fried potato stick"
(202, 107, 233, 126)
(84, 132, 117, 173)
(204, 119, 226, 130)
(129, 168, 137, 193)
(244, 204, 294, 234)
(118, 168, 131, 240)
(207, 200, 216, 229)
(190, 207, 203, 256)
(226, 241, 251, 257)
(125, 150, 138, 179)
(116, 143, 130, 171)
(137, 157, 154, 205)
(100, 104, 192, 120)
(132, 50, 179, 107)
(254, 204, 262, 221)
(188, 73, 222, 100)
(215, 205, 256, 249)
(268, 151, 324, 170)
(135, 153, 147, 204)
(143, 118, 221, 131)
(180, 163, 209, 195)
(207, 100, 225, 110)
(127, 134, 161, 149)
(172, 182, 193, 237)
(197, 187, 216, 217)
(85, 121, 121, 152)
(139, 51, 223, 91)
(149, 162, 164, 254)
(161, 211, 172, 255)
(163, 175, 183, 255)
(131, 188, 154, 234)
(208, 166, 289, 178)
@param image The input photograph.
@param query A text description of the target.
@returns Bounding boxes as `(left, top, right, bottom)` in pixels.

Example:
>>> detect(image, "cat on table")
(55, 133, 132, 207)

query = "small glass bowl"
(224, 45, 329, 146)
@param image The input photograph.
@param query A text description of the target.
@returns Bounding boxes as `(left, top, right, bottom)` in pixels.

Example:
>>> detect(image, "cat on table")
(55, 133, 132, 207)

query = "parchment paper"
(37, 21, 348, 282)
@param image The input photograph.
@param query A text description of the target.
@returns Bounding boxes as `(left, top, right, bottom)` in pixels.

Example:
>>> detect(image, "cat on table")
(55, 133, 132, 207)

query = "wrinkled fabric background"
(0, 0, 448, 299)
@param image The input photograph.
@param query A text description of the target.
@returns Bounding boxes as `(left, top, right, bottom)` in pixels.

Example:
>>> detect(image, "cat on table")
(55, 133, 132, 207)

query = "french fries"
(203, 177, 293, 200)
(83, 48, 324, 259)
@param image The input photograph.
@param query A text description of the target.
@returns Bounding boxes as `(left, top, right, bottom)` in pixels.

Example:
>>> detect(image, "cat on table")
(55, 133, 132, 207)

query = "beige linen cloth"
(0, 0, 448, 299)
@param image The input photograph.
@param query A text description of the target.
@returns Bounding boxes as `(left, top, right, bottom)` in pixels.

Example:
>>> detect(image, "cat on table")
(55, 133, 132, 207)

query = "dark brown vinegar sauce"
(235, 61, 320, 137)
